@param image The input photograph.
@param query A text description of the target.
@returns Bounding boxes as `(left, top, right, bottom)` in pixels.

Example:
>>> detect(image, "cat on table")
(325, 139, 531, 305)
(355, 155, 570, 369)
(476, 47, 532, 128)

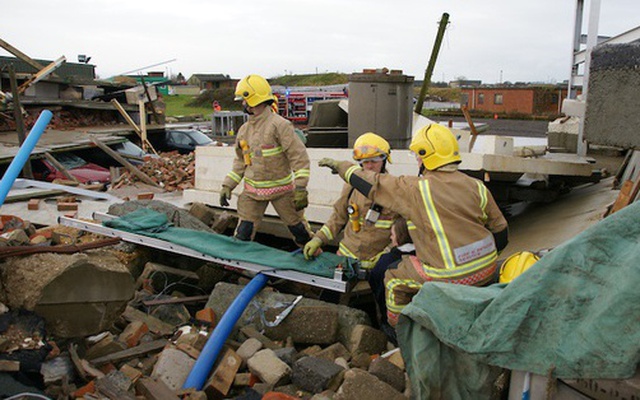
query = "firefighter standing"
(303, 133, 399, 271)
(317, 124, 508, 326)
(219, 74, 312, 246)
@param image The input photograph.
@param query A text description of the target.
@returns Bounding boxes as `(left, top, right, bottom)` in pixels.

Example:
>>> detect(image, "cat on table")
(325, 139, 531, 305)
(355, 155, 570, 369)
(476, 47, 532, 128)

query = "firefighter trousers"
(236, 190, 312, 246)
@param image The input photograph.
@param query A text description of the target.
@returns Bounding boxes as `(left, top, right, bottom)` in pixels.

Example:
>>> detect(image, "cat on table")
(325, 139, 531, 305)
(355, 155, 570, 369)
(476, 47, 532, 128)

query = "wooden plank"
(90, 339, 168, 366)
(17, 56, 66, 94)
(462, 105, 480, 152)
(136, 377, 180, 400)
(122, 306, 174, 336)
(205, 348, 242, 399)
(609, 180, 634, 215)
(139, 100, 148, 152)
(43, 152, 80, 183)
(110, 99, 158, 155)
(90, 136, 162, 188)
(142, 295, 210, 307)
(0, 37, 48, 73)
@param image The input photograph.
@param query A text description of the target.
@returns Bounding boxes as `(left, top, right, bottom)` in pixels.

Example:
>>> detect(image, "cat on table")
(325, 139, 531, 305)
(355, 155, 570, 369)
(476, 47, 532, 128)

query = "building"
(461, 85, 572, 116)
(449, 79, 482, 88)
(186, 74, 236, 91)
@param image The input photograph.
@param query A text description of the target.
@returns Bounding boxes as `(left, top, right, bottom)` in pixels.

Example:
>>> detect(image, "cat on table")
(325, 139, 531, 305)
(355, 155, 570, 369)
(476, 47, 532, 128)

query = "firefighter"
(317, 124, 509, 327)
(303, 133, 399, 271)
(219, 74, 312, 247)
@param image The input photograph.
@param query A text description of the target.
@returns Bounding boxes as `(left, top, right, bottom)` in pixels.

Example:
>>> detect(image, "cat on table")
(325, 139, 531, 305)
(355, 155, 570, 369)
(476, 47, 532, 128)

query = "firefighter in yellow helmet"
(316, 124, 509, 328)
(219, 74, 312, 247)
(303, 133, 400, 271)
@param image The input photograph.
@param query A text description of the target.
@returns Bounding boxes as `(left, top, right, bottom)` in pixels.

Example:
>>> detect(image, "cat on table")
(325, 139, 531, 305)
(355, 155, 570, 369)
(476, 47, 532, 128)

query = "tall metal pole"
(414, 12, 450, 114)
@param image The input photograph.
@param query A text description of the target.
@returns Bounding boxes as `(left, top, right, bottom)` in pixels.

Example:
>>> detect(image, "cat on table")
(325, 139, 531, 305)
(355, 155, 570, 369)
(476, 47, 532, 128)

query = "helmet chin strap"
(418, 163, 426, 176)
(243, 105, 254, 115)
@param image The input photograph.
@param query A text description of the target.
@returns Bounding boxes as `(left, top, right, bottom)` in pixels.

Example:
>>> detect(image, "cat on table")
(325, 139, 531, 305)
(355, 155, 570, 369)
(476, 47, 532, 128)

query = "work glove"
(219, 186, 232, 207)
(303, 237, 323, 260)
(318, 158, 340, 174)
(293, 187, 309, 211)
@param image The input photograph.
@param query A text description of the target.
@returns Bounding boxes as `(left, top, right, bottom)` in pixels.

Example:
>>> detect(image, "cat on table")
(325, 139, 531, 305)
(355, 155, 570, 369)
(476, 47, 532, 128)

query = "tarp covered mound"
(397, 200, 640, 400)
(104, 208, 350, 278)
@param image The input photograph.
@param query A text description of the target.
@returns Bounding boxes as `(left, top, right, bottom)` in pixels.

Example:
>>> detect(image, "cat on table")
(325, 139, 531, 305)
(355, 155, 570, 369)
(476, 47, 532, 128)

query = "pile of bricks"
(111, 151, 196, 192)
(11, 268, 409, 400)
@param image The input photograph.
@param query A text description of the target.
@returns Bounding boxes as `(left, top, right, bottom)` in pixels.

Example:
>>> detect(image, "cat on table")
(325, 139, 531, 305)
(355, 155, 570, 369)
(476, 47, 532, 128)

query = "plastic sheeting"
(104, 208, 351, 278)
(397, 200, 640, 400)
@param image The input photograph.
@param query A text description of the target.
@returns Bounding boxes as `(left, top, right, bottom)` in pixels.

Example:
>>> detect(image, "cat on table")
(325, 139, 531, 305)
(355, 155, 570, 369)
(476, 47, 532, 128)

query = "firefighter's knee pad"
(235, 221, 254, 241)
(288, 222, 311, 245)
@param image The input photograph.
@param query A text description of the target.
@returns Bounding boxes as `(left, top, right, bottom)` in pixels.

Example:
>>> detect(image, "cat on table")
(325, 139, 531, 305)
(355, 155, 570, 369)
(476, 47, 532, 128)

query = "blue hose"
(183, 273, 269, 390)
(0, 110, 53, 206)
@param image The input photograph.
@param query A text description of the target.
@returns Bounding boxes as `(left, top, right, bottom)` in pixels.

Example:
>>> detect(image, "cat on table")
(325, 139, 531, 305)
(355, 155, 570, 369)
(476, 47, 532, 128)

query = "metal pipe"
(0, 110, 52, 206)
(183, 273, 269, 390)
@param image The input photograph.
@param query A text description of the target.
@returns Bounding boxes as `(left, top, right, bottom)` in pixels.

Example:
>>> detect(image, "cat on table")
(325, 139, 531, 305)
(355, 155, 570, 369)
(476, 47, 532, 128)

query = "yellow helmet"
(410, 124, 461, 170)
(234, 75, 273, 107)
(353, 132, 392, 163)
(499, 251, 540, 284)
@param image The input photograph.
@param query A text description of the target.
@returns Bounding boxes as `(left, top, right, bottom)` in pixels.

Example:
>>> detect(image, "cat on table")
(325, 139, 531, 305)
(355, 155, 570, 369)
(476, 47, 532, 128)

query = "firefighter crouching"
(303, 133, 399, 272)
(219, 74, 312, 247)
(317, 124, 509, 326)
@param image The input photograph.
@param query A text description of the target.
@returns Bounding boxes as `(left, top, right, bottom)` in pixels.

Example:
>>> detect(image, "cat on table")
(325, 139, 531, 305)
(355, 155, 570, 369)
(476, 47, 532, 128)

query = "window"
(478, 93, 485, 105)
(494, 94, 503, 105)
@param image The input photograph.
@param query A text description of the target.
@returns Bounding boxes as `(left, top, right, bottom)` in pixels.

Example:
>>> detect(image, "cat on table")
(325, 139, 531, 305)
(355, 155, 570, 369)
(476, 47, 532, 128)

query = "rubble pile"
(111, 151, 196, 192)
(1, 108, 121, 132)
(0, 273, 410, 399)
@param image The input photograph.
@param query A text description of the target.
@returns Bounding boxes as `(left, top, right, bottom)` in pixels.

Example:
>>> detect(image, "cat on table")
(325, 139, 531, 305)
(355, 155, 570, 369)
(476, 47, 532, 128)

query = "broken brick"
(137, 192, 155, 200)
(57, 202, 78, 211)
(27, 199, 40, 210)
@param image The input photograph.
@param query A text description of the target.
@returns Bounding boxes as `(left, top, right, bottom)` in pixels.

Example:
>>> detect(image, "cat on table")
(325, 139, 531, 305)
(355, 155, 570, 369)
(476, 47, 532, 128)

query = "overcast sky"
(2, 0, 639, 84)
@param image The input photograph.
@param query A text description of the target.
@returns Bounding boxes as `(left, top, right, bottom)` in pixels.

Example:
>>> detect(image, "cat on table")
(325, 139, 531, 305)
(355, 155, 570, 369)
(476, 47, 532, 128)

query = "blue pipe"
(183, 273, 269, 390)
(0, 110, 53, 206)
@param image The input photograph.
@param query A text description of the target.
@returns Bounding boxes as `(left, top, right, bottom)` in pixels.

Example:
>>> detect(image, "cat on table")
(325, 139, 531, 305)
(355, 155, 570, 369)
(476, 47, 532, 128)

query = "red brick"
(118, 320, 149, 348)
(57, 202, 78, 211)
(137, 192, 154, 200)
(71, 380, 95, 397)
(27, 199, 40, 210)
(195, 308, 216, 326)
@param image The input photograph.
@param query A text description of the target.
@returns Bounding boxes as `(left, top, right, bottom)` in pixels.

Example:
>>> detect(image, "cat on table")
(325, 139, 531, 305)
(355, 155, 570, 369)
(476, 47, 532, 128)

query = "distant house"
(450, 79, 482, 88)
(460, 85, 573, 116)
(187, 74, 236, 91)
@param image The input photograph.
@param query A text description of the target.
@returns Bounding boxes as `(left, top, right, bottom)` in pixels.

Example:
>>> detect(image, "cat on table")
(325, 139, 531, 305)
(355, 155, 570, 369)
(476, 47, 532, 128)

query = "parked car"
(148, 129, 214, 154)
(30, 152, 111, 184)
(76, 139, 157, 168)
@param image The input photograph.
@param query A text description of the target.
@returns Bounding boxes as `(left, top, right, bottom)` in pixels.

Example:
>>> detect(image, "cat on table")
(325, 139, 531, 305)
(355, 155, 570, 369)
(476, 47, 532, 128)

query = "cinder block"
(334, 368, 404, 400)
(292, 356, 344, 393)
(264, 306, 339, 345)
(368, 357, 405, 393)
(247, 349, 291, 387)
(349, 325, 387, 356)
(237, 338, 263, 363)
(151, 347, 196, 391)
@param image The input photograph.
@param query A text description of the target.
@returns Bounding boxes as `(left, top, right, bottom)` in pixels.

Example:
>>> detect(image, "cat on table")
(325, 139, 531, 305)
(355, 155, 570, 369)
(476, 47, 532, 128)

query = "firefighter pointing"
(303, 133, 399, 272)
(317, 124, 508, 327)
(219, 74, 312, 247)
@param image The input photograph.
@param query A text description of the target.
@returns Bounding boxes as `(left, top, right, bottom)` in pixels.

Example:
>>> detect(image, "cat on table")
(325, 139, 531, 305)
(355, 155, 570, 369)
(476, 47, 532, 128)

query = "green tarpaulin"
(104, 208, 351, 279)
(397, 200, 640, 400)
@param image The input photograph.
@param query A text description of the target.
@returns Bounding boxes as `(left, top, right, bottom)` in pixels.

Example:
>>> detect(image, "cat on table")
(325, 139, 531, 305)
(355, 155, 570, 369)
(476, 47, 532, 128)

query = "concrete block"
(368, 357, 405, 393)
(206, 282, 369, 348)
(274, 347, 297, 367)
(247, 349, 291, 387)
(334, 368, 405, 400)
(349, 325, 387, 356)
(189, 202, 216, 226)
(477, 135, 514, 156)
(237, 338, 263, 362)
(292, 356, 345, 393)
(264, 306, 339, 345)
(314, 342, 350, 362)
(151, 347, 196, 391)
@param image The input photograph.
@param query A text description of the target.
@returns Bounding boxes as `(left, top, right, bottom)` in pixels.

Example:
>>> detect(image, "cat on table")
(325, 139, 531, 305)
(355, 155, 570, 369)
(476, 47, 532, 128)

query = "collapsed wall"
(584, 43, 640, 149)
